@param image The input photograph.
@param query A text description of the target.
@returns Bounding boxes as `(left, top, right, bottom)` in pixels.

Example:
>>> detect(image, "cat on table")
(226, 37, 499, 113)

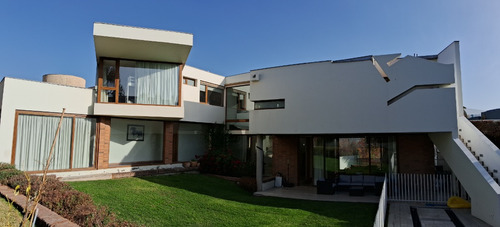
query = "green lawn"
(69, 174, 377, 226)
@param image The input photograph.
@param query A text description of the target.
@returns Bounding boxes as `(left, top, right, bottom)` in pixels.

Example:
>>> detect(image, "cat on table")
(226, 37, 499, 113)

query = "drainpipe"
(256, 136, 263, 191)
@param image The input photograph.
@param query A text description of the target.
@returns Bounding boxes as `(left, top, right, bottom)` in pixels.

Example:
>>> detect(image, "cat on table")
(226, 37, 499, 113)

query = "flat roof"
(93, 23, 193, 63)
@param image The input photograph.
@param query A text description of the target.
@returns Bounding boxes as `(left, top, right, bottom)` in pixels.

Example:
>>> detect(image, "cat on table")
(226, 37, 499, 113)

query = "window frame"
(234, 89, 246, 111)
(183, 77, 196, 86)
(97, 57, 183, 107)
(11, 110, 97, 173)
(199, 81, 224, 107)
(254, 99, 285, 110)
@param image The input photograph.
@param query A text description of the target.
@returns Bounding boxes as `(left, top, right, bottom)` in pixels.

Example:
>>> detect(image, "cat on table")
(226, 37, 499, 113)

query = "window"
(254, 99, 285, 110)
(14, 113, 96, 171)
(98, 58, 180, 106)
(237, 92, 246, 111)
(183, 77, 196, 86)
(225, 85, 252, 130)
(199, 82, 223, 107)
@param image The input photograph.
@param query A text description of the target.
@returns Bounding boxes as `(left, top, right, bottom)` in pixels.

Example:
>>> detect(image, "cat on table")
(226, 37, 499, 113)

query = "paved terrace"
(254, 186, 380, 203)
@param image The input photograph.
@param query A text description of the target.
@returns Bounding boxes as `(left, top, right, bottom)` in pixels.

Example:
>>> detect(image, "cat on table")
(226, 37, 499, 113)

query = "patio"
(254, 186, 380, 203)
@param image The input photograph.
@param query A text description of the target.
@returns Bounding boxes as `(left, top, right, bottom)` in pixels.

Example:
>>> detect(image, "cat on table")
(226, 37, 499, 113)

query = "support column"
(256, 135, 263, 191)
(163, 122, 178, 164)
(96, 117, 111, 169)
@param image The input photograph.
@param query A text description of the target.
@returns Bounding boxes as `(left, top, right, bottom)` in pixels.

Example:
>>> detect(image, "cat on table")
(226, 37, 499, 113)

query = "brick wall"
(96, 117, 111, 169)
(163, 122, 178, 164)
(397, 134, 435, 174)
(272, 135, 299, 185)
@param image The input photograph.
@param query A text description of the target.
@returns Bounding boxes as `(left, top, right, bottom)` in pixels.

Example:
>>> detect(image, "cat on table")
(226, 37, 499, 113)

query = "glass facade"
(307, 135, 396, 182)
(226, 85, 253, 130)
(200, 84, 223, 106)
(99, 59, 180, 105)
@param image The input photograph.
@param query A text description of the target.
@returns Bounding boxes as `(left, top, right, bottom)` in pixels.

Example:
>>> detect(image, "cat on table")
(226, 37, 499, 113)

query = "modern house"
(0, 23, 499, 226)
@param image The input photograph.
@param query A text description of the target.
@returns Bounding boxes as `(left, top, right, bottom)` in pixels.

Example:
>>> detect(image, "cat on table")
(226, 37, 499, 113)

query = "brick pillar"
(272, 135, 299, 185)
(163, 122, 178, 164)
(96, 117, 111, 169)
(397, 134, 435, 174)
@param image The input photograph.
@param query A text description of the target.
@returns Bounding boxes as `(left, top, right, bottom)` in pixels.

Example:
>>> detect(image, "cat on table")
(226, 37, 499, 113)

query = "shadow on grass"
(139, 173, 378, 225)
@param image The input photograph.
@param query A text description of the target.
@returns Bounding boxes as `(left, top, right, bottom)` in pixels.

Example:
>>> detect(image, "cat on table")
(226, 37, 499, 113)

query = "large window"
(98, 58, 180, 106)
(14, 113, 96, 171)
(226, 85, 252, 130)
(200, 82, 223, 107)
(309, 135, 395, 182)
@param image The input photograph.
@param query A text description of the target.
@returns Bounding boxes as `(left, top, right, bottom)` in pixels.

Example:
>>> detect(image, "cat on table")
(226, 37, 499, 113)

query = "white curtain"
(72, 118, 96, 168)
(15, 115, 72, 171)
(136, 62, 179, 105)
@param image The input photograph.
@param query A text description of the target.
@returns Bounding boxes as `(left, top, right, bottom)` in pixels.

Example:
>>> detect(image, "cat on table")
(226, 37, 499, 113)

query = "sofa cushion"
(363, 175, 375, 187)
(351, 175, 363, 186)
(338, 175, 351, 185)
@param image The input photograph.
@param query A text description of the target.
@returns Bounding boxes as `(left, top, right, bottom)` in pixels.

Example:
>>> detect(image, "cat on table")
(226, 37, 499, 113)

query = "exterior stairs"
(429, 116, 500, 226)
(459, 134, 499, 184)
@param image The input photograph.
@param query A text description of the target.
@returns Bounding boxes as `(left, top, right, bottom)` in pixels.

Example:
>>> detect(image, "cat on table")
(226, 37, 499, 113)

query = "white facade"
(244, 56, 457, 135)
(1, 23, 500, 226)
(0, 78, 94, 163)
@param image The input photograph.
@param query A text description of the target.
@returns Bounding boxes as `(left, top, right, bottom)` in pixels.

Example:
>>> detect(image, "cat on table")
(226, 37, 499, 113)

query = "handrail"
(458, 117, 500, 182)
(373, 176, 387, 227)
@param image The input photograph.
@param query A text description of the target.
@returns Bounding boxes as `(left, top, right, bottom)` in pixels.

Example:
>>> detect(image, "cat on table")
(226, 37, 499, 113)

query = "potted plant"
(182, 161, 191, 168)
(191, 159, 199, 167)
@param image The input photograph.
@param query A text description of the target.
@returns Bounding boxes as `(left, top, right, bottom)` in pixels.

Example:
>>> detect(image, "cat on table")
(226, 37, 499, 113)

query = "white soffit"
(93, 23, 193, 63)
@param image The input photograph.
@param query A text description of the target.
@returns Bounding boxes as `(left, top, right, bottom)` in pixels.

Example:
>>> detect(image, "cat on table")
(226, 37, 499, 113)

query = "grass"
(69, 174, 377, 226)
(0, 196, 23, 226)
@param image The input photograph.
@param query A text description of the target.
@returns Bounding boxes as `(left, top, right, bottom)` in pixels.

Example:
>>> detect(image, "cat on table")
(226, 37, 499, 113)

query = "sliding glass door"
(307, 135, 396, 184)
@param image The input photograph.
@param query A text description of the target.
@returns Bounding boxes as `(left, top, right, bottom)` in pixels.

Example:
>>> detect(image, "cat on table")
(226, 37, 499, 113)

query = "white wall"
(94, 103, 184, 119)
(0, 78, 94, 163)
(438, 41, 463, 118)
(181, 65, 225, 124)
(245, 53, 457, 135)
(109, 118, 163, 163)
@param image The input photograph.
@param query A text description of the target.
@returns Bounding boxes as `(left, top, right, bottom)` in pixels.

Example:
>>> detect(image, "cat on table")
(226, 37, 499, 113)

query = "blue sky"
(1, 1, 499, 110)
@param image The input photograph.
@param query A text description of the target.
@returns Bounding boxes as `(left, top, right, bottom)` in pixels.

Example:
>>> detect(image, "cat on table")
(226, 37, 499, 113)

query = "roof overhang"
(93, 23, 193, 64)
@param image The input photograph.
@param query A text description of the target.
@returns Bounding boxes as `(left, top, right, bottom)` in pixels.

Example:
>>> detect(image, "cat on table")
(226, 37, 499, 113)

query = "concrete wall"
(109, 118, 163, 163)
(437, 41, 463, 118)
(94, 103, 184, 119)
(245, 54, 457, 135)
(0, 78, 94, 163)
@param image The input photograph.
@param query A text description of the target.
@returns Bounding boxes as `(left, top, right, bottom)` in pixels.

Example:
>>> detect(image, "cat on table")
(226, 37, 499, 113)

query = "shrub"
(198, 149, 253, 177)
(0, 168, 23, 185)
(5, 168, 137, 226)
(0, 162, 17, 171)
